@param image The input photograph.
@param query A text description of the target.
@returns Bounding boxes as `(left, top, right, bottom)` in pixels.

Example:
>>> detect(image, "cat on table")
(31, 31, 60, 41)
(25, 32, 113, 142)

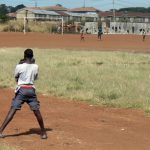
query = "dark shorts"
(11, 87, 40, 111)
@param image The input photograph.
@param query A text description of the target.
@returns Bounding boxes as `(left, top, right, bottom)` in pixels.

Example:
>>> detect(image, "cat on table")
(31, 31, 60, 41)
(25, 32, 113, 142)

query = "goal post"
(22, 16, 64, 35)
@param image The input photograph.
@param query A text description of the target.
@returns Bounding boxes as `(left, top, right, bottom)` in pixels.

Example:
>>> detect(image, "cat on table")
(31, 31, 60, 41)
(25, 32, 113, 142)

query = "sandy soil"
(0, 33, 150, 150)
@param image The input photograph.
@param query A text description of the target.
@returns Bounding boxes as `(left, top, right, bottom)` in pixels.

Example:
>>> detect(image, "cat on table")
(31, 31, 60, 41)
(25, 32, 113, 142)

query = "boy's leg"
(33, 110, 47, 139)
(143, 35, 145, 41)
(98, 33, 101, 39)
(0, 108, 17, 137)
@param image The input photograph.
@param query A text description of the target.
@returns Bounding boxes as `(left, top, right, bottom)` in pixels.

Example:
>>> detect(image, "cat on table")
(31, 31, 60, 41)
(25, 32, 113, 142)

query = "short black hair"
(24, 49, 33, 59)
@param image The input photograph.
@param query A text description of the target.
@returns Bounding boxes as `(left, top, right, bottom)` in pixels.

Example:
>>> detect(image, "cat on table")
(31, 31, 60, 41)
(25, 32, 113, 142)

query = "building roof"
(41, 5, 68, 11)
(99, 12, 122, 17)
(31, 9, 60, 15)
(67, 12, 98, 18)
(69, 7, 100, 12)
(99, 11, 150, 17)
(55, 11, 70, 17)
(126, 12, 150, 17)
(17, 8, 60, 16)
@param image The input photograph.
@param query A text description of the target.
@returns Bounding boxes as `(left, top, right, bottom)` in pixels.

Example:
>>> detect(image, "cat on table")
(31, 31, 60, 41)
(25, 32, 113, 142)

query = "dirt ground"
(0, 88, 150, 150)
(0, 32, 149, 52)
(0, 33, 150, 150)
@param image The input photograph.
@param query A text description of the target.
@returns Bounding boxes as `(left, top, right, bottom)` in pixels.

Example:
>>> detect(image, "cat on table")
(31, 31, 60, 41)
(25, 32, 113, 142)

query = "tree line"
(117, 7, 150, 13)
(0, 4, 25, 22)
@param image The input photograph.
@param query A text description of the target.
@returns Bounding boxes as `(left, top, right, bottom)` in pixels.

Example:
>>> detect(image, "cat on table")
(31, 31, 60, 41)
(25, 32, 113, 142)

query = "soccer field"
(0, 32, 149, 52)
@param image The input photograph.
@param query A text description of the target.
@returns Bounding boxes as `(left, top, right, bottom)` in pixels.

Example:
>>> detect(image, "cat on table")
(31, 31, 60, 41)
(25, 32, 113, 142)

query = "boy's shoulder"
(16, 63, 38, 68)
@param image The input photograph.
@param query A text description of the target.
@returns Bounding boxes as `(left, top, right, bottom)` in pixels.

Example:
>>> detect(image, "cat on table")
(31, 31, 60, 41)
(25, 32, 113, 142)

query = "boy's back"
(15, 63, 38, 85)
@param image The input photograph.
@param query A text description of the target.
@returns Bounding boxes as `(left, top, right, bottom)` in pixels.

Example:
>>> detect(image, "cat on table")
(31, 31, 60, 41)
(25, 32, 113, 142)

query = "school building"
(16, 6, 99, 23)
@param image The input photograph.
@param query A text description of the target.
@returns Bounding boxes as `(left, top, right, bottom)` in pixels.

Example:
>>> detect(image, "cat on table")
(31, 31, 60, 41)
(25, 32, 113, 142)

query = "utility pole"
(113, 0, 116, 22)
(83, 0, 85, 7)
(35, 0, 37, 7)
(33, 0, 37, 7)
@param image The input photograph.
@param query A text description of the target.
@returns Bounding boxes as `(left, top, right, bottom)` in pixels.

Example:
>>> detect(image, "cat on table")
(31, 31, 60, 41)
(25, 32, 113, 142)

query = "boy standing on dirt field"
(142, 30, 146, 42)
(80, 30, 85, 41)
(0, 49, 47, 139)
(98, 26, 103, 40)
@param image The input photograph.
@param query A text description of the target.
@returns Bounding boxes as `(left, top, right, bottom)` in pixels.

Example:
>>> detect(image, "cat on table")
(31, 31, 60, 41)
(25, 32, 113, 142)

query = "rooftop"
(17, 8, 60, 15)
(41, 5, 68, 11)
(99, 11, 150, 17)
(69, 7, 101, 12)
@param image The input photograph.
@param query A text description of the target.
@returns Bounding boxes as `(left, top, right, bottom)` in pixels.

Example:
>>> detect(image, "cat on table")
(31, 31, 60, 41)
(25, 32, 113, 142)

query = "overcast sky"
(1, 0, 150, 11)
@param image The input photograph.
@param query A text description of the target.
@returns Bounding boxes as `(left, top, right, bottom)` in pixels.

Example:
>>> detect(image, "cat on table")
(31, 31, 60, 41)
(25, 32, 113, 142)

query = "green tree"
(7, 4, 25, 13)
(0, 4, 8, 22)
(118, 7, 149, 13)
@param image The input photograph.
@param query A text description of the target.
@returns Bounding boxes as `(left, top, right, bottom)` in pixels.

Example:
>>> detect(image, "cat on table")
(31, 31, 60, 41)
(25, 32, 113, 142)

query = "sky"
(1, 0, 150, 11)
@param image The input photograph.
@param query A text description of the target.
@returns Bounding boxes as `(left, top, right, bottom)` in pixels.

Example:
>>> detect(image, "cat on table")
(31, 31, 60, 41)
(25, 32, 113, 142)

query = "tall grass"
(0, 20, 57, 33)
(1, 48, 150, 112)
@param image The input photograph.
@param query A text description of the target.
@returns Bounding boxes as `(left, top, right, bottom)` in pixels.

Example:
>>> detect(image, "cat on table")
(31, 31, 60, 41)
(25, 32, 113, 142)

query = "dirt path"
(0, 88, 150, 150)
(0, 32, 150, 52)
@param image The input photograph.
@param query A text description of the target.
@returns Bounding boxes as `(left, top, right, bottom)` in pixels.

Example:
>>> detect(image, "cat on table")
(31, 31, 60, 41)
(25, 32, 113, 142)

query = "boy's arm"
(14, 65, 20, 82)
(34, 65, 39, 80)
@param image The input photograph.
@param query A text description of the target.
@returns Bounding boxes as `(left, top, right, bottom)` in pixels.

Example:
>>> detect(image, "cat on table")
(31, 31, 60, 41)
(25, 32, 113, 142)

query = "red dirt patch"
(0, 32, 150, 52)
(0, 88, 150, 150)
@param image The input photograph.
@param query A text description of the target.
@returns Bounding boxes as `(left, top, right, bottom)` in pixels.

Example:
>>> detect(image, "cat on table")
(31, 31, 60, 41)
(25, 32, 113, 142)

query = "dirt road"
(0, 88, 150, 150)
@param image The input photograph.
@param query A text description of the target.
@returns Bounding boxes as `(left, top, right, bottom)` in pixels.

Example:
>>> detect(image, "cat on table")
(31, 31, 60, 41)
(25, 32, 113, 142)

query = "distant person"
(80, 30, 85, 41)
(98, 26, 103, 40)
(132, 26, 135, 34)
(105, 27, 109, 34)
(86, 28, 88, 34)
(142, 30, 146, 42)
(0, 49, 47, 139)
(57, 26, 61, 33)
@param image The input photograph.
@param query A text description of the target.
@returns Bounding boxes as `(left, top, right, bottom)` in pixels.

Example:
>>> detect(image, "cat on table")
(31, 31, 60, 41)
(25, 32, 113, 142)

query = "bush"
(0, 20, 57, 33)
(0, 20, 24, 32)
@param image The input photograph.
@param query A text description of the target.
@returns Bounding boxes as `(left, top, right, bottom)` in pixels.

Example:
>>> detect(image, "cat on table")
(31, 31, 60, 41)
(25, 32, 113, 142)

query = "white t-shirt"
(15, 63, 38, 86)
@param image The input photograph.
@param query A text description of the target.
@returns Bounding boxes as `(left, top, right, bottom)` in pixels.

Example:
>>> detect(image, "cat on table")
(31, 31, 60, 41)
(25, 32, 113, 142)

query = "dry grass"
(0, 20, 57, 33)
(1, 48, 150, 112)
(0, 143, 21, 150)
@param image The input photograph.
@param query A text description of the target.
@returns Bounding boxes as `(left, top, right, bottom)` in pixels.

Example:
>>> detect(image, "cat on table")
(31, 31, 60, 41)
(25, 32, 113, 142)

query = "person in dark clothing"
(142, 30, 146, 42)
(98, 26, 103, 40)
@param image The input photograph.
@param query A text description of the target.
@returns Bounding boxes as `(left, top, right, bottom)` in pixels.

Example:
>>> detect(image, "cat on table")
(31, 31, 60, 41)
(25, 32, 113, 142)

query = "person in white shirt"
(0, 49, 47, 139)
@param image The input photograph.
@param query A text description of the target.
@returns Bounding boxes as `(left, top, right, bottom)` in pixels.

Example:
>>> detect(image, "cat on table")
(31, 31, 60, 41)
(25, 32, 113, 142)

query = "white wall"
(108, 22, 150, 34)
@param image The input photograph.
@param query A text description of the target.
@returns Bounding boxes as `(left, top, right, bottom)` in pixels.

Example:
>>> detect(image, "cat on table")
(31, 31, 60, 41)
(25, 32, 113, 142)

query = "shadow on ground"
(4, 128, 52, 138)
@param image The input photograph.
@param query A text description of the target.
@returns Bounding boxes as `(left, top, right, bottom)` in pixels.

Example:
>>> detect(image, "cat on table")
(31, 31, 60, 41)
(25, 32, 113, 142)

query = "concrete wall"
(107, 22, 150, 34)
(84, 22, 98, 34)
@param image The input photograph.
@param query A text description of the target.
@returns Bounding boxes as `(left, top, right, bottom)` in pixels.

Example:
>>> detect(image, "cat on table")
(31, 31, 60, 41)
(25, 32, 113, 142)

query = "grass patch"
(0, 144, 21, 150)
(1, 48, 150, 112)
